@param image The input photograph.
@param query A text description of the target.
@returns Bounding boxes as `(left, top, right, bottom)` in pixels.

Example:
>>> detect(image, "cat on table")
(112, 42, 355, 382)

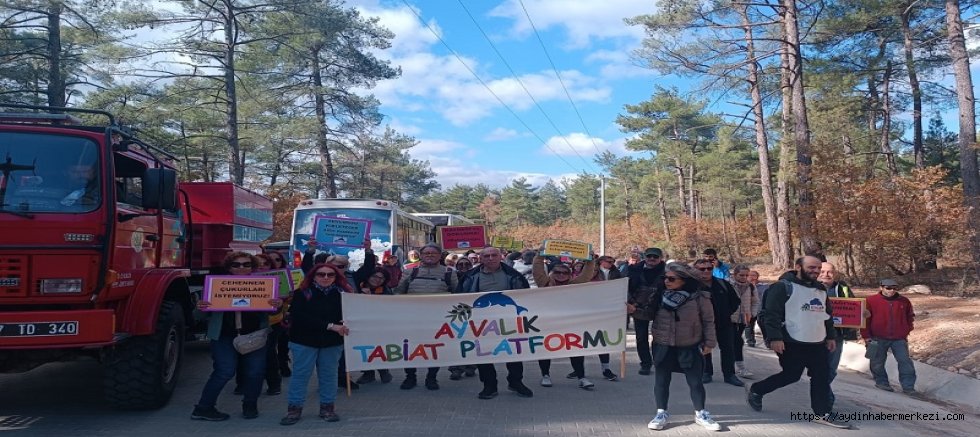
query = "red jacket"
(860, 292, 914, 340)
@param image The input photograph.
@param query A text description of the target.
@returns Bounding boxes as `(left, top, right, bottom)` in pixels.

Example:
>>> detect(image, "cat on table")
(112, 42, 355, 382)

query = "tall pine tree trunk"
(655, 167, 672, 243)
(223, 0, 243, 184)
(46, 2, 65, 107)
(783, 0, 819, 256)
(880, 61, 898, 178)
(740, 4, 784, 267)
(776, 11, 794, 266)
(945, 0, 980, 277)
(312, 51, 338, 198)
(901, 5, 924, 169)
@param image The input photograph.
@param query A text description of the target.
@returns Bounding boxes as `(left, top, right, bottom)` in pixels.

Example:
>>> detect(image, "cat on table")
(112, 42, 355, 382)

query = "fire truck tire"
(104, 300, 185, 409)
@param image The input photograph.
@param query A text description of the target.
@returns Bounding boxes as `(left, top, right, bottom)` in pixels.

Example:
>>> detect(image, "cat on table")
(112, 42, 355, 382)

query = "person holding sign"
(531, 253, 597, 390)
(816, 262, 858, 408)
(191, 252, 283, 422)
(861, 279, 916, 395)
(280, 263, 351, 425)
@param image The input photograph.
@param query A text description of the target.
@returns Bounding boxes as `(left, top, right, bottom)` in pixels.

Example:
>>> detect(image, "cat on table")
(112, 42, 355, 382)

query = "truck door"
(112, 154, 159, 275)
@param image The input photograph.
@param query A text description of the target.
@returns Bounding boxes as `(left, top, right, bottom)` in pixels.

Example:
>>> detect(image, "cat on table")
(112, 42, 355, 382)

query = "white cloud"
(409, 138, 572, 188)
(540, 133, 629, 157)
(484, 127, 520, 141)
(488, 0, 651, 48)
(354, 5, 612, 126)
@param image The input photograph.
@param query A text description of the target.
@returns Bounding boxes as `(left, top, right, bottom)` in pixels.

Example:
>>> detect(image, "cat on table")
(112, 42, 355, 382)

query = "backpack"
(757, 279, 793, 345)
(409, 267, 454, 291)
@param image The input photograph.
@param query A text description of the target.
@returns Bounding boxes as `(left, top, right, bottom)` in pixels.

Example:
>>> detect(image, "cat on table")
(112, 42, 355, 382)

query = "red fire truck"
(0, 105, 273, 409)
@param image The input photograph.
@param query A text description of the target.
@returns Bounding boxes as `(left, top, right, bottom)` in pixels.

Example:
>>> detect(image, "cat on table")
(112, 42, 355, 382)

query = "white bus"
(289, 199, 434, 270)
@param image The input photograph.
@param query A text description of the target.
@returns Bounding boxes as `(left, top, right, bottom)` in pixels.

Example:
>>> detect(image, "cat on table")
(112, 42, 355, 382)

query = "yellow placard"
(491, 236, 514, 247)
(541, 239, 593, 260)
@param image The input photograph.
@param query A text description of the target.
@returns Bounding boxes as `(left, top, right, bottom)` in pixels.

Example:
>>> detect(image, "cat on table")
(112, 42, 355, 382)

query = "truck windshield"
(0, 132, 101, 213)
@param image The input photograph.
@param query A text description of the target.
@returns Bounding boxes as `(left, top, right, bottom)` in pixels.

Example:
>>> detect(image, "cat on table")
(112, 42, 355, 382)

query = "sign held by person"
(438, 225, 487, 250)
(203, 275, 278, 311)
(828, 297, 866, 328)
(541, 239, 593, 261)
(252, 269, 294, 297)
(312, 215, 372, 248)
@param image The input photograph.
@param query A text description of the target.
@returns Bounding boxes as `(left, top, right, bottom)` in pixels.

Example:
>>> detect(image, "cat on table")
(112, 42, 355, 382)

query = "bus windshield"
(0, 132, 100, 214)
(291, 207, 394, 269)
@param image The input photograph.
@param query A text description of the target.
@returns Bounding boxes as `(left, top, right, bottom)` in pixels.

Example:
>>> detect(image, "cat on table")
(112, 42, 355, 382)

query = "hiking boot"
(578, 378, 595, 390)
(602, 369, 619, 381)
(540, 375, 553, 387)
(425, 378, 440, 390)
(875, 383, 894, 392)
(379, 369, 393, 383)
(477, 387, 498, 399)
(355, 372, 376, 385)
(507, 382, 533, 397)
(746, 388, 763, 412)
(638, 364, 652, 376)
(319, 403, 339, 422)
(279, 405, 302, 426)
(400, 377, 417, 390)
(647, 410, 669, 430)
(242, 401, 259, 419)
(702, 373, 713, 384)
(903, 388, 918, 396)
(695, 410, 721, 431)
(266, 386, 281, 395)
(464, 367, 476, 377)
(449, 368, 463, 380)
(565, 371, 577, 379)
(191, 405, 230, 421)
(724, 375, 745, 387)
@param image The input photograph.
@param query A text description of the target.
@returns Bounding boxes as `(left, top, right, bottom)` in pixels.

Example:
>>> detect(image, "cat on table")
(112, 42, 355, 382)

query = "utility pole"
(600, 175, 606, 256)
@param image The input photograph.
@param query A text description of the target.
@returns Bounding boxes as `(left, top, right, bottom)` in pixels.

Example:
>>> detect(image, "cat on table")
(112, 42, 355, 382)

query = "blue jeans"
(287, 342, 343, 407)
(827, 337, 843, 408)
(196, 335, 267, 407)
(869, 338, 916, 391)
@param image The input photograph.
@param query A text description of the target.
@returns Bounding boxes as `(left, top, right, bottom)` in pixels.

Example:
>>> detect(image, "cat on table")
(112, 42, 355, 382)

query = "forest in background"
(2, 0, 979, 286)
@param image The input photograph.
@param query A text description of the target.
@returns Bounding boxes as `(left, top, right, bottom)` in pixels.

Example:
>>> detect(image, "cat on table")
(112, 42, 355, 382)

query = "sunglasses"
(230, 262, 252, 268)
(664, 276, 680, 282)
(645, 254, 660, 259)
(883, 286, 898, 290)
(697, 267, 712, 272)
(458, 263, 472, 267)
(315, 272, 337, 278)
(334, 264, 349, 269)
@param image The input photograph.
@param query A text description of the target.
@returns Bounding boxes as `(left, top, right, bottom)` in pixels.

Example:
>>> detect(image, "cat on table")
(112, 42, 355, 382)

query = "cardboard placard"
(438, 225, 487, 250)
(289, 269, 305, 291)
(252, 269, 293, 297)
(203, 275, 277, 311)
(828, 297, 867, 329)
(312, 216, 372, 248)
(541, 239, 593, 261)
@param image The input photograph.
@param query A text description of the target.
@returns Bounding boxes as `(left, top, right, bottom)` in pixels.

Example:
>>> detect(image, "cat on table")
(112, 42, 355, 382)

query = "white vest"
(784, 281, 830, 343)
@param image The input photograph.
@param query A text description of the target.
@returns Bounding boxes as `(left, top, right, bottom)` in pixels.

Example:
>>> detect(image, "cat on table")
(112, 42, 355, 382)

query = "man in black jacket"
(694, 258, 744, 386)
(626, 248, 666, 375)
(747, 256, 846, 428)
(456, 247, 533, 400)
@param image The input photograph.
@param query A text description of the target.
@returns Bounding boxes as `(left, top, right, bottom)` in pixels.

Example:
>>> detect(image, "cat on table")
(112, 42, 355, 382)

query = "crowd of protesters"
(189, 240, 912, 432)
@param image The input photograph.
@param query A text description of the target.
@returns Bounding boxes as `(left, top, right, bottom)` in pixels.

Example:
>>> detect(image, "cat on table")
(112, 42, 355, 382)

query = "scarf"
(304, 282, 341, 301)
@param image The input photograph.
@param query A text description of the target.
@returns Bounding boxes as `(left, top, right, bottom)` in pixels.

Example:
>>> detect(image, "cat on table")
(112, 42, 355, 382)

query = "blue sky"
(349, 0, 658, 188)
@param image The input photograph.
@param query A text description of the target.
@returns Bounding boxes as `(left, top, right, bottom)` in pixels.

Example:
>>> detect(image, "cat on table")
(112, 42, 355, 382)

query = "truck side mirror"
(142, 168, 177, 210)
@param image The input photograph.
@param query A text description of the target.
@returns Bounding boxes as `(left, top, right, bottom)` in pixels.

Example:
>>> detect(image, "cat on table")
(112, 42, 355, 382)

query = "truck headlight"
(41, 278, 83, 294)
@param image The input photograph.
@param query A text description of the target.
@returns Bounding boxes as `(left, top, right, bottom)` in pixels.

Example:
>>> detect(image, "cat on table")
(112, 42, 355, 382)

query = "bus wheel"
(103, 300, 185, 409)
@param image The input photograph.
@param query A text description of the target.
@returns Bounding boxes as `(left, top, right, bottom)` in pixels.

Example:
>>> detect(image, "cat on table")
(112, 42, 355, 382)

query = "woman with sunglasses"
(191, 252, 283, 421)
(645, 263, 720, 431)
(232, 253, 284, 396)
(280, 262, 351, 425)
(531, 253, 598, 390)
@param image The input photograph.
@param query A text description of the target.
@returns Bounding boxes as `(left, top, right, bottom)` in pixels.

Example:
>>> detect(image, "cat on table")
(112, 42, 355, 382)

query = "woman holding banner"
(353, 263, 395, 385)
(531, 253, 598, 390)
(191, 252, 283, 422)
(644, 263, 721, 431)
(280, 262, 351, 425)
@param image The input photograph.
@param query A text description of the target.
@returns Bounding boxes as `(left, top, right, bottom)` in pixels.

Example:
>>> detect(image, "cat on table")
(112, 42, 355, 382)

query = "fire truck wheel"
(104, 300, 185, 409)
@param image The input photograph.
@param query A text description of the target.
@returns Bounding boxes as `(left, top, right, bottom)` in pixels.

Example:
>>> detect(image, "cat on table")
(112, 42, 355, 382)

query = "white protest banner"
(342, 278, 627, 371)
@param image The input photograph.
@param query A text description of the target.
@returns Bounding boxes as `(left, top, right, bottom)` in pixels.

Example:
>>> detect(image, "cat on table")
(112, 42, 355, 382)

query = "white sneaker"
(540, 375, 553, 387)
(695, 410, 721, 431)
(738, 367, 755, 379)
(647, 410, 669, 430)
(578, 378, 595, 390)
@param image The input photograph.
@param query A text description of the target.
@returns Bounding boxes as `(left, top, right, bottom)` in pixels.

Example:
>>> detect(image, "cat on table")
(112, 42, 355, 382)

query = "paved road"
(1, 333, 976, 436)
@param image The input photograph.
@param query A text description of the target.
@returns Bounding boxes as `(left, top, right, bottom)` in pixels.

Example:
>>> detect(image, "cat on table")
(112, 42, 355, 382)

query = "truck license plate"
(0, 321, 79, 337)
